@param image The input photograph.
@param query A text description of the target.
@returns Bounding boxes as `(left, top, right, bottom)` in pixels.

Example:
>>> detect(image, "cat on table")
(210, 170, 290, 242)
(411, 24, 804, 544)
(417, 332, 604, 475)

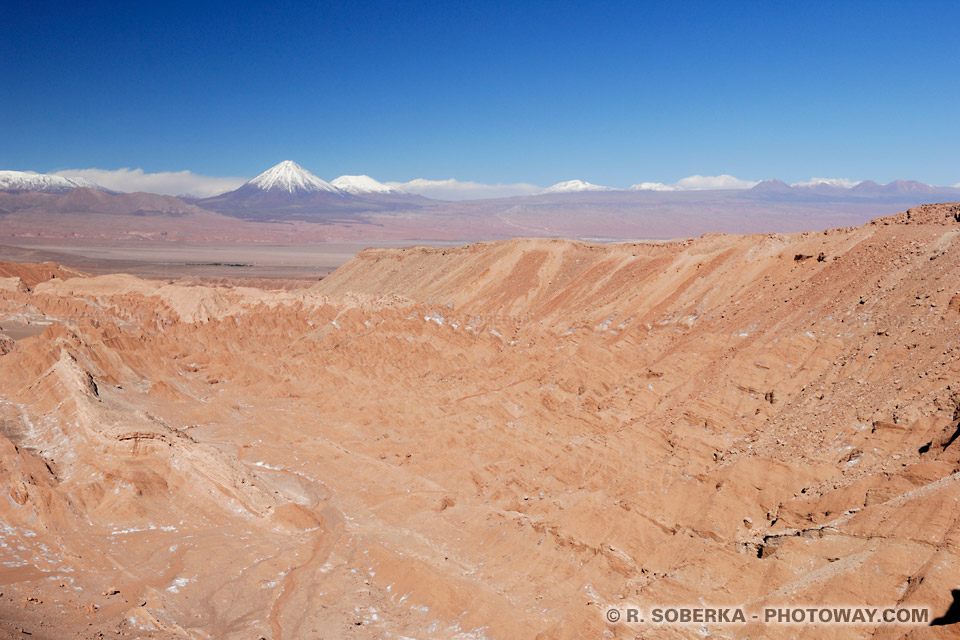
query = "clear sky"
(2, 0, 959, 192)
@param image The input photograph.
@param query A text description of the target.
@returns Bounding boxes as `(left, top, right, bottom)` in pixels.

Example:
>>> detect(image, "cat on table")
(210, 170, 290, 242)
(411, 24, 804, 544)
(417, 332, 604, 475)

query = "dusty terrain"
(0, 185, 920, 245)
(0, 238, 421, 283)
(0, 204, 959, 638)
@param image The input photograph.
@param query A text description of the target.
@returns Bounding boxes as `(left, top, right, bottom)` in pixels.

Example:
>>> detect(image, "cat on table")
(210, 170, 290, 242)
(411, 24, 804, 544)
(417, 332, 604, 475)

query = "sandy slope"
(0, 204, 959, 638)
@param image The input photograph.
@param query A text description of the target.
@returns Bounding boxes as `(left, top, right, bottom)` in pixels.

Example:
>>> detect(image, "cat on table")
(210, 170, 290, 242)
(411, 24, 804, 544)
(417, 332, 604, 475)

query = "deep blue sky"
(2, 0, 958, 186)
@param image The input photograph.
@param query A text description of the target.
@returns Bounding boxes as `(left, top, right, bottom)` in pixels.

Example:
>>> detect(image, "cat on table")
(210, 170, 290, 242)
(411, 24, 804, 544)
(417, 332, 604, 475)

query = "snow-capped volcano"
(197, 160, 373, 220)
(541, 179, 617, 194)
(331, 175, 402, 195)
(197, 160, 432, 220)
(0, 170, 105, 194)
(246, 160, 343, 194)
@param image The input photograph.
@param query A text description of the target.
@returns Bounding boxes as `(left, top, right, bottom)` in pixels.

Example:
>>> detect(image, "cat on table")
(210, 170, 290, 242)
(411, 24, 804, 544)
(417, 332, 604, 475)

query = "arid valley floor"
(1, 204, 960, 638)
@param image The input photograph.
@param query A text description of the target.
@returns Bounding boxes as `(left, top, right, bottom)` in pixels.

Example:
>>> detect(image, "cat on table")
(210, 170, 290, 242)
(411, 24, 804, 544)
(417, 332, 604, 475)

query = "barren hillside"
(0, 204, 959, 638)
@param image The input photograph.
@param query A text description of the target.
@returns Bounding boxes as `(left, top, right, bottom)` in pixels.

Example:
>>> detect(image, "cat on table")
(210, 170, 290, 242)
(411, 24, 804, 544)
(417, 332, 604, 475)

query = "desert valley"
(1, 194, 959, 638)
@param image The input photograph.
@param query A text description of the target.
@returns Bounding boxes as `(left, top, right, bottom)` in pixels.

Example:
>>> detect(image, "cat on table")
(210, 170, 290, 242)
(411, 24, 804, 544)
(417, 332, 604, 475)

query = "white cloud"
(384, 178, 542, 200)
(52, 168, 247, 198)
(630, 182, 679, 192)
(790, 177, 860, 188)
(673, 174, 759, 190)
(390, 175, 762, 198)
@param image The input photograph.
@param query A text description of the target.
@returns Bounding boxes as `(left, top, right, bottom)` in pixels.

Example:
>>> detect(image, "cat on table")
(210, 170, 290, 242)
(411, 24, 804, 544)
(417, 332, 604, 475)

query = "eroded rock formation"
(1, 203, 959, 638)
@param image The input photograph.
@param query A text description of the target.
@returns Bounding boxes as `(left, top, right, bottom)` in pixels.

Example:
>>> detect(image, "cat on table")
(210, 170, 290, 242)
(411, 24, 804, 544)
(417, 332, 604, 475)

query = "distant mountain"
(751, 178, 853, 198)
(743, 178, 960, 202)
(196, 161, 432, 221)
(791, 178, 858, 191)
(748, 179, 795, 195)
(0, 187, 207, 217)
(541, 179, 617, 194)
(786, 179, 856, 198)
(0, 169, 206, 219)
(247, 160, 343, 194)
(331, 175, 402, 195)
(0, 170, 107, 194)
(850, 179, 940, 195)
(197, 161, 365, 221)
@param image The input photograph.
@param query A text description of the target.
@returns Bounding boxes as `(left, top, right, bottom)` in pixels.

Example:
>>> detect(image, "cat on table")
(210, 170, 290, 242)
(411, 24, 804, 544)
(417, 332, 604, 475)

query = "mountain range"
(2, 163, 959, 237)
(543, 177, 960, 199)
(0, 186, 208, 218)
(742, 178, 960, 202)
(0, 171, 108, 194)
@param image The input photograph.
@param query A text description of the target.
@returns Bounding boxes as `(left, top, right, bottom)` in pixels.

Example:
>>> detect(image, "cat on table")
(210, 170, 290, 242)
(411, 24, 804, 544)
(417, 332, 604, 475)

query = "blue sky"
(2, 0, 958, 194)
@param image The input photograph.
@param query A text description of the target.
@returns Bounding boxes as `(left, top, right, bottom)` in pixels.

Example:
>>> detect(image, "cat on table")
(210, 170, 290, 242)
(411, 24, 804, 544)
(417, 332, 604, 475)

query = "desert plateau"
(0, 203, 959, 638)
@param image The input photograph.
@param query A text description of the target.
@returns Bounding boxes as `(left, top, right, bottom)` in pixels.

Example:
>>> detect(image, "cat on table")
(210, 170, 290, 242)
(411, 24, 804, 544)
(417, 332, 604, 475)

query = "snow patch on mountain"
(790, 177, 861, 189)
(331, 175, 402, 194)
(541, 179, 617, 194)
(247, 161, 342, 194)
(0, 170, 104, 193)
